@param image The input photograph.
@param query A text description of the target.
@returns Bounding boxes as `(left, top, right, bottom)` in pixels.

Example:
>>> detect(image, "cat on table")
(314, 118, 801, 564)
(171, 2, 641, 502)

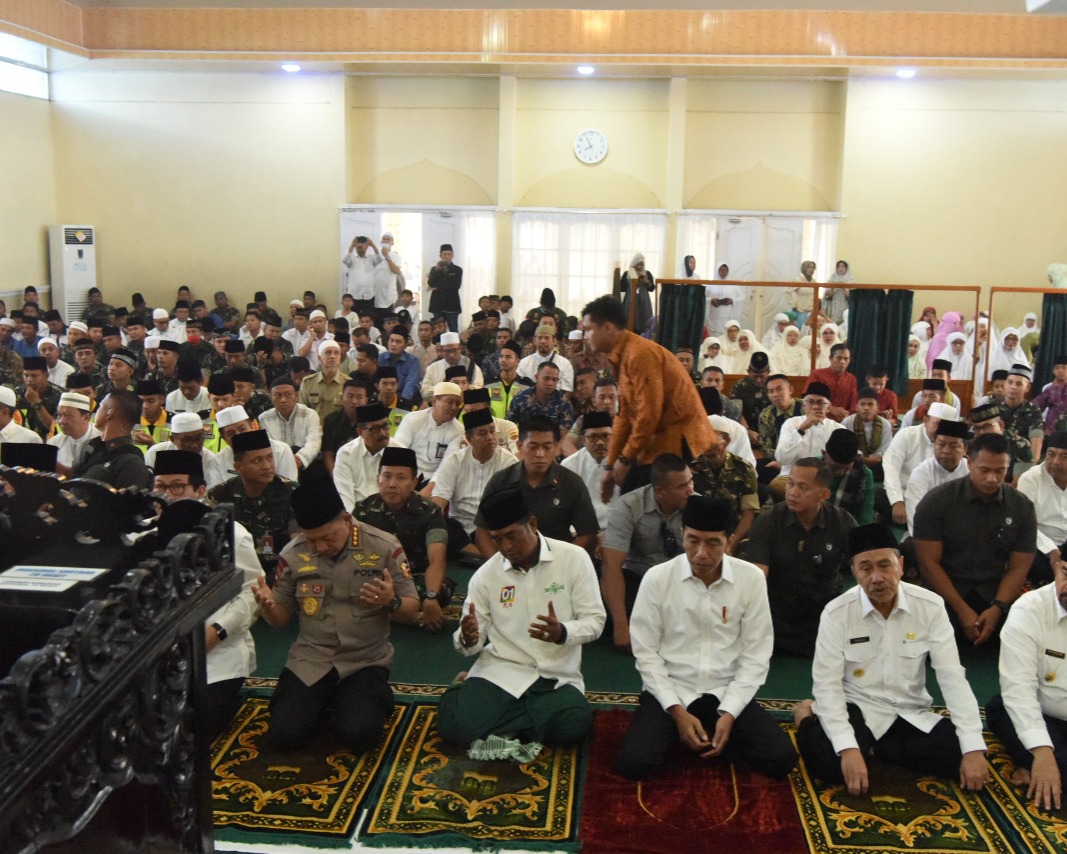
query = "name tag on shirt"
(1046, 649, 1066, 659)
(435, 442, 449, 460)
(849, 636, 870, 645)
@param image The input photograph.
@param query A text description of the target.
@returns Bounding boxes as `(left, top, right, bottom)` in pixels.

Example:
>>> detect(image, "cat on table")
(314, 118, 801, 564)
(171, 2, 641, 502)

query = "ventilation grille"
(64, 228, 94, 246)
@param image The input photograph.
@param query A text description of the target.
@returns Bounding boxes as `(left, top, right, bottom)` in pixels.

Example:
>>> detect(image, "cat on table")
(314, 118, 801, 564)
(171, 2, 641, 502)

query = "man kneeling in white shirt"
(438, 488, 605, 748)
(794, 523, 989, 795)
(615, 495, 797, 780)
(985, 557, 1067, 812)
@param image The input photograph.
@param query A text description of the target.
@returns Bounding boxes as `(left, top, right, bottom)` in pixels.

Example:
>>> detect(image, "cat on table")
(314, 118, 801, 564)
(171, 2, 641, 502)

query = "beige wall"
(3, 69, 1067, 329)
(0, 90, 56, 292)
(347, 77, 498, 205)
(684, 80, 845, 212)
(49, 70, 346, 311)
(838, 78, 1067, 327)
(515, 79, 669, 208)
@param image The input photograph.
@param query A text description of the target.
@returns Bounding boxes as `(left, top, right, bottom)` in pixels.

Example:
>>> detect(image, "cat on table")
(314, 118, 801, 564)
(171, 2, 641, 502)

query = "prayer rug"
(983, 733, 1067, 852)
(210, 697, 407, 848)
(579, 708, 808, 853)
(361, 702, 582, 849)
(786, 721, 1061, 853)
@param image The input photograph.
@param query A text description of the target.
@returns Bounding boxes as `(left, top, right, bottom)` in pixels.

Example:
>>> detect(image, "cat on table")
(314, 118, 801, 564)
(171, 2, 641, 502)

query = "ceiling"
(60, 0, 1034, 11)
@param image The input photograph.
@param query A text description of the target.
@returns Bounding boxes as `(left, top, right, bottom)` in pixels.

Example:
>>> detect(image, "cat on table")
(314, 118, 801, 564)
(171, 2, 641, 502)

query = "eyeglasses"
(660, 521, 681, 558)
(154, 482, 192, 496)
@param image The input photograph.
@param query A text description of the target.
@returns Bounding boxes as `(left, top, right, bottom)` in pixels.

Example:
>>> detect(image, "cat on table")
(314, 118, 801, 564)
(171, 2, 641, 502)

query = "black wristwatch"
(991, 599, 1010, 616)
(212, 622, 228, 641)
(383, 595, 402, 613)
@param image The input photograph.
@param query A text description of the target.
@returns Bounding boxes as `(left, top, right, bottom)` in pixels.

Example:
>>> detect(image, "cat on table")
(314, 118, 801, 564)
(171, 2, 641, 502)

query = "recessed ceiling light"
(281, 62, 301, 73)
(896, 68, 917, 79)
(577, 65, 595, 76)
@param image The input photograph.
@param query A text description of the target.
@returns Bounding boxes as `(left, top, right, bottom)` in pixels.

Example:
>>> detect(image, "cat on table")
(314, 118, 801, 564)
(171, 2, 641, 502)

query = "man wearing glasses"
(600, 453, 694, 654)
(769, 381, 846, 501)
(334, 402, 396, 511)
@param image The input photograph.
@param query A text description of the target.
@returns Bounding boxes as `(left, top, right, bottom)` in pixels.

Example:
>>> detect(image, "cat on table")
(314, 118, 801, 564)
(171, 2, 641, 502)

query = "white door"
(338, 209, 380, 300)
(715, 218, 761, 333)
(757, 219, 805, 336)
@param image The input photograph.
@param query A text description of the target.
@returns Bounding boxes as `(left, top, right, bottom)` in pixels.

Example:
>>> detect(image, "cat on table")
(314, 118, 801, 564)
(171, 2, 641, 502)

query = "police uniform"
(269, 520, 417, 751)
(384, 399, 417, 437)
(486, 376, 533, 422)
(207, 475, 296, 579)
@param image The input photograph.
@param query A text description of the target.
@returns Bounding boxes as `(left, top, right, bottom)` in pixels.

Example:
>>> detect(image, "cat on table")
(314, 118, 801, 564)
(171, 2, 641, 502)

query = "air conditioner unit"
(49, 225, 97, 323)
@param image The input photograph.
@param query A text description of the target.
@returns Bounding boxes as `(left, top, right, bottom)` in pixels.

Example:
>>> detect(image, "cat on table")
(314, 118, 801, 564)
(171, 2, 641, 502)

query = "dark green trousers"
(436, 675, 592, 747)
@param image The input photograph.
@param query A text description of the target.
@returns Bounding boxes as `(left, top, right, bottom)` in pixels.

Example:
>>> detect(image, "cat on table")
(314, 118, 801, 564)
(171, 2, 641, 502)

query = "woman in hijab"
(937, 331, 972, 380)
(919, 306, 938, 341)
(768, 325, 809, 375)
(762, 313, 790, 350)
(736, 329, 766, 370)
(698, 336, 728, 372)
(681, 255, 698, 278)
(990, 327, 1030, 374)
(926, 310, 963, 371)
(910, 321, 931, 360)
(719, 320, 744, 371)
(822, 260, 853, 324)
(1047, 262, 1067, 289)
(811, 322, 841, 369)
(620, 252, 655, 335)
(1020, 312, 1041, 361)
(907, 335, 928, 379)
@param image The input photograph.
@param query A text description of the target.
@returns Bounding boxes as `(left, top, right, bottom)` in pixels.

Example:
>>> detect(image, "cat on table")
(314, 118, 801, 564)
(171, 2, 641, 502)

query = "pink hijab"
(926, 311, 963, 370)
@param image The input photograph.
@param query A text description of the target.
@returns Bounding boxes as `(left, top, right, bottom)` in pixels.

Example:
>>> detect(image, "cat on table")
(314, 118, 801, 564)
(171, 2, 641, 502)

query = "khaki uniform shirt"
(299, 371, 346, 422)
(274, 522, 417, 686)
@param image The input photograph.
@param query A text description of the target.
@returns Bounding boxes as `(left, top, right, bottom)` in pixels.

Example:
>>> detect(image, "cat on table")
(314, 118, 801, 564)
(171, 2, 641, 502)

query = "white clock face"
(574, 129, 608, 164)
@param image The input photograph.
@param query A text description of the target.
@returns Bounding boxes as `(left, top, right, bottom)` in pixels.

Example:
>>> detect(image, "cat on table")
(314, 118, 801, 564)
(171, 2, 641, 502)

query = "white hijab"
(812, 323, 840, 369)
(698, 336, 728, 372)
(769, 326, 809, 375)
(937, 332, 971, 379)
(907, 335, 928, 379)
(990, 327, 1030, 374)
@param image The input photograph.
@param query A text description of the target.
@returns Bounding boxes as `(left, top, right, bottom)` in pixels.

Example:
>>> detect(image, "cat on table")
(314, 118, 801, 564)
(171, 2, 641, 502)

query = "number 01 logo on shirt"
(500, 586, 516, 607)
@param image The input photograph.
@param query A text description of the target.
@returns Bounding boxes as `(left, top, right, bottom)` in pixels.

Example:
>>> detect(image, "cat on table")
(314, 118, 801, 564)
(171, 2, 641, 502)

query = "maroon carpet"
(580, 708, 807, 853)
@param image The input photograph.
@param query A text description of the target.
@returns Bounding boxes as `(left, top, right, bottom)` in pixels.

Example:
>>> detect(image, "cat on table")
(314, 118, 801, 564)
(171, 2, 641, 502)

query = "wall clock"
(574, 129, 608, 164)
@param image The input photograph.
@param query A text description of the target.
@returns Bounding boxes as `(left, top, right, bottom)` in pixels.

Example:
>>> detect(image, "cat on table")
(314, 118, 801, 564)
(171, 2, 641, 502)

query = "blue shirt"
(378, 350, 420, 400)
(506, 388, 577, 432)
(12, 336, 43, 359)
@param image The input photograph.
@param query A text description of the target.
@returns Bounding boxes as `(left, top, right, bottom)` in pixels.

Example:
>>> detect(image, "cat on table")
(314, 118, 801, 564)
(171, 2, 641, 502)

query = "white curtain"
(512, 209, 667, 319)
(675, 214, 718, 280)
(458, 211, 497, 320)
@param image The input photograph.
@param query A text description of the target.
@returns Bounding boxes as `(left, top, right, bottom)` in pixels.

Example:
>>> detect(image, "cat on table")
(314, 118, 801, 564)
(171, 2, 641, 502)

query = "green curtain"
(846, 288, 914, 397)
(656, 283, 706, 353)
(1033, 292, 1067, 391)
(884, 289, 915, 399)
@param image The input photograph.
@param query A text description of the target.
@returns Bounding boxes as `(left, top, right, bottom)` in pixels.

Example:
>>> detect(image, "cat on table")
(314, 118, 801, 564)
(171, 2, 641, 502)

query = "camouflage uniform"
(14, 381, 64, 439)
(353, 493, 448, 575)
(757, 400, 802, 458)
(1001, 400, 1044, 466)
(690, 451, 760, 530)
(729, 377, 770, 434)
(0, 349, 23, 387)
(207, 474, 296, 580)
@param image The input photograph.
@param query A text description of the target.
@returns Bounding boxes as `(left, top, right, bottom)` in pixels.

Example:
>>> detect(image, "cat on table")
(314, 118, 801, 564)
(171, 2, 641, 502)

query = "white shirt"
(144, 442, 216, 472)
(704, 284, 745, 337)
(48, 423, 100, 469)
(333, 436, 394, 512)
(432, 445, 518, 534)
(206, 522, 264, 684)
(905, 457, 969, 536)
(305, 333, 336, 372)
(168, 318, 188, 344)
(206, 438, 298, 488)
(774, 415, 846, 477)
(392, 408, 464, 479)
(1017, 463, 1067, 556)
(452, 535, 606, 697)
(561, 447, 616, 530)
(709, 415, 757, 467)
(342, 249, 380, 300)
(258, 404, 323, 469)
(47, 359, 75, 388)
(498, 309, 516, 331)
(517, 352, 574, 393)
(812, 583, 986, 756)
(165, 387, 211, 414)
(420, 359, 485, 400)
(282, 327, 309, 354)
(998, 582, 1067, 751)
(882, 424, 935, 505)
(840, 414, 893, 459)
(393, 301, 420, 326)
(0, 420, 43, 445)
(237, 327, 260, 350)
(631, 553, 772, 718)
(373, 248, 403, 308)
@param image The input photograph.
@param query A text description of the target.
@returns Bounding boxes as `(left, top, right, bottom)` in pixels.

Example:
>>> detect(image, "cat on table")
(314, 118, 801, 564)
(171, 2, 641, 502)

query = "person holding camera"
(342, 235, 381, 317)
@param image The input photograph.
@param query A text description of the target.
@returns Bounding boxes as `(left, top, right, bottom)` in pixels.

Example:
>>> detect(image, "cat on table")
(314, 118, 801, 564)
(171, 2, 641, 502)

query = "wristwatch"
(212, 622, 228, 642)
(382, 595, 402, 612)
(424, 589, 439, 601)
(991, 598, 1010, 616)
